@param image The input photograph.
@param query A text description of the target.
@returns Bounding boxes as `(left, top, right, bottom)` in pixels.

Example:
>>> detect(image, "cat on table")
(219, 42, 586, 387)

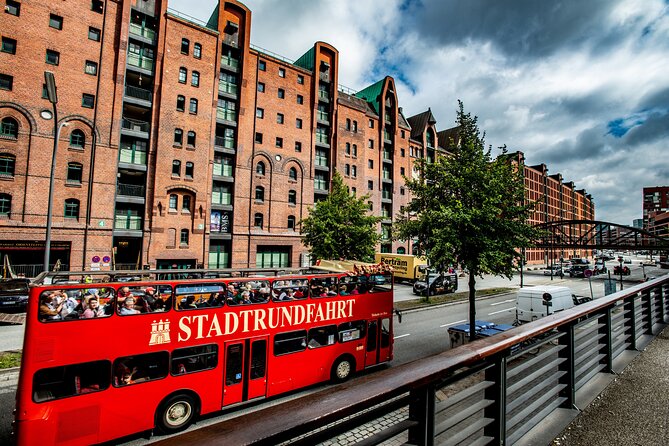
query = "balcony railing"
(318, 89, 329, 100)
(119, 148, 147, 165)
(212, 191, 232, 205)
(216, 108, 237, 122)
(125, 85, 153, 102)
(319, 72, 330, 82)
(121, 117, 150, 133)
(214, 136, 235, 149)
(213, 164, 233, 177)
(382, 190, 392, 199)
(218, 81, 238, 95)
(114, 215, 142, 230)
(220, 55, 239, 69)
(314, 179, 329, 191)
(383, 150, 392, 160)
(316, 111, 329, 123)
(384, 130, 392, 141)
(315, 156, 328, 167)
(382, 170, 392, 180)
(315, 133, 329, 145)
(127, 52, 154, 71)
(128, 23, 156, 41)
(117, 183, 145, 197)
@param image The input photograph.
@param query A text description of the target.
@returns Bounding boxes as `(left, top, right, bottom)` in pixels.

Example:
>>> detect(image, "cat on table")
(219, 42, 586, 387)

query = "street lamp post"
(43, 71, 62, 273)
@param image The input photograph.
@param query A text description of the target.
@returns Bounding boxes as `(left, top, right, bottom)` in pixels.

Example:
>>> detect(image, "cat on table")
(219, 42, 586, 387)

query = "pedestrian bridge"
(153, 275, 669, 446)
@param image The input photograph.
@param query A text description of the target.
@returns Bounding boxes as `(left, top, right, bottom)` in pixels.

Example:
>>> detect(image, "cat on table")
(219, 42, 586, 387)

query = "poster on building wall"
(210, 212, 221, 232)
(220, 212, 229, 233)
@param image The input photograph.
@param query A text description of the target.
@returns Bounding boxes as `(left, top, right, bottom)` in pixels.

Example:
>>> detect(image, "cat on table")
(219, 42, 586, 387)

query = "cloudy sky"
(169, 0, 669, 225)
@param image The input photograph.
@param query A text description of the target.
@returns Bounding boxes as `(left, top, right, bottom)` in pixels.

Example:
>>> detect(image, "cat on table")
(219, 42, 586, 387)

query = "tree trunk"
(468, 271, 477, 342)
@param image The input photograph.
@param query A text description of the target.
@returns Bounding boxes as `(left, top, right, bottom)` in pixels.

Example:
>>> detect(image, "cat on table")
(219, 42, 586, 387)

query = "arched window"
(289, 167, 297, 181)
(287, 215, 295, 230)
(187, 131, 196, 146)
(69, 129, 85, 148)
(256, 161, 265, 176)
(0, 117, 18, 138)
(178, 67, 187, 83)
(352, 144, 358, 157)
(64, 198, 80, 220)
(172, 160, 181, 176)
(189, 98, 198, 114)
(193, 43, 202, 59)
(288, 190, 297, 205)
(255, 186, 264, 202)
(174, 128, 183, 145)
(345, 118, 351, 131)
(0, 193, 11, 216)
(191, 71, 200, 87)
(180, 229, 189, 245)
(169, 194, 178, 210)
(176, 95, 185, 112)
(182, 195, 191, 212)
(254, 213, 263, 228)
(185, 162, 194, 178)
(345, 142, 350, 155)
(397, 247, 406, 254)
(0, 153, 16, 176)
(67, 162, 83, 183)
(181, 38, 190, 55)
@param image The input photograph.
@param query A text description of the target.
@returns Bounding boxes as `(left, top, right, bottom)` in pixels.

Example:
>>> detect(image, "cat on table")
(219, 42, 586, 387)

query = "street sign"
(542, 292, 552, 302)
(584, 269, 593, 278)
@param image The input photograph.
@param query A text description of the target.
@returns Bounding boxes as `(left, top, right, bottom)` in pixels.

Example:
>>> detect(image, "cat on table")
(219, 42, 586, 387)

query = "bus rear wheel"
(331, 356, 355, 382)
(155, 393, 198, 434)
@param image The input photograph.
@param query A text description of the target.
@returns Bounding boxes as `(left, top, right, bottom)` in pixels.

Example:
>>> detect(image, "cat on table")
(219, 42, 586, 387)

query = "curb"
(0, 366, 19, 377)
(395, 290, 518, 315)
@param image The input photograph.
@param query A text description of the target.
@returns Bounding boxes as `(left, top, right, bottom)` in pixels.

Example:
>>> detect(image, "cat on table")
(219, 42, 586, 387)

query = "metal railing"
(4, 264, 70, 278)
(220, 55, 239, 70)
(216, 107, 237, 122)
(214, 136, 235, 149)
(121, 117, 150, 133)
(117, 183, 145, 197)
(125, 84, 153, 102)
(218, 80, 238, 95)
(128, 22, 156, 41)
(154, 276, 669, 446)
(126, 52, 154, 71)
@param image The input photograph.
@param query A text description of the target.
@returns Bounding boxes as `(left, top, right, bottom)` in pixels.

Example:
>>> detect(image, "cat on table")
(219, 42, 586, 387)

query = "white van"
(516, 285, 574, 323)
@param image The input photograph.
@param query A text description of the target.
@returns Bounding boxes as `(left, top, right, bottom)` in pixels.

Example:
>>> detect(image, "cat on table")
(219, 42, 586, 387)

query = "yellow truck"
(375, 253, 428, 283)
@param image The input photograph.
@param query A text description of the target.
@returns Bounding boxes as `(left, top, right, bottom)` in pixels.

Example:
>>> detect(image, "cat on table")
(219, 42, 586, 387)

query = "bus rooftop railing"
(151, 275, 669, 446)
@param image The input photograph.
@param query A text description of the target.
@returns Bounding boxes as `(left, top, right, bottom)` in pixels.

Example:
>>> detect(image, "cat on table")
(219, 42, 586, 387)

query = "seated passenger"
(207, 292, 224, 307)
(39, 293, 66, 321)
(240, 291, 252, 305)
(293, 287, 305, 299)
(81, 296, 104, 318)
(181, 295, 197, 309)
(339, 285, 349, 296)
(119, 296, 140, 315)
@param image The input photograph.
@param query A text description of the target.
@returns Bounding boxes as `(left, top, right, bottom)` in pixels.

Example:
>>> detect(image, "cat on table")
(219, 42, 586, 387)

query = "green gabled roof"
(293, 47, 315, 71)
(206, 4, 219, 30)
(354, 79, 385, 114)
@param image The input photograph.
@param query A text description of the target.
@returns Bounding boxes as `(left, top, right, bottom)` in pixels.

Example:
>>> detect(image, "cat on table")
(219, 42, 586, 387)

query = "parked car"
(412, 273, 458, 296)
(569, 265, 590, 278)
(614, 265, 631, 276)
(543, 265, 564, 276)
(0, 278, 30, 313)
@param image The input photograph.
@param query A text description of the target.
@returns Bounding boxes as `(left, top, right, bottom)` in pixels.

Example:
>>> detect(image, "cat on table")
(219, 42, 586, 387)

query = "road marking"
(488, 307, 515, 316)
(394, 334, 410, 339)
(440, 319, 467, 328)
(490, 299, 515, 306)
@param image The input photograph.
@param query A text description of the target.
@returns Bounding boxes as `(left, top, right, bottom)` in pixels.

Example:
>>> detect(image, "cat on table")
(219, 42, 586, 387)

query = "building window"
(174, 128, 183, 145)
(257, 82, 265, 93)
(287, 215, 296, 230)
(182, 195, 191, 212)
(256, 246, 290, 268)
(351, 165, 357, 178)
(0, 153, 16, 176)
(84, 60, 98, 75)
(258, 60, 266, 71)
(193, 43, 202, 59)
(352, 144, 358, 157)
(5, 0, 20, 16)
(297, 75, 304, 85)
(0, 74, 12, 91)
(49, 14, 63, 30)
(46, 49, 60, 65)
(70, 130, 85, 148)
(1, 37, 16, 54)
(344, 164, 350, 176)
(352, 187, 356, 195)
(0, 117, 18, 138)
(296, 118, 302, 129)
(256, 107, 264, 119)
(278, 68, 285, 78)
(277, 113, 284, 124)
(256, 161, 265, 176)
(0, 193, 11, 216)
(169, 194, 178, 210)
(345, 119, 351, 131)
(289, 167, 297, 181)
(189, 98, 198, 114)
(172, 160, 181, 176)
(368, 180, 373, 190)
(400, 187, 405, 195)
(91, 0, 103, 13)
(64, 199, 80, 219)
(88, 27, 101, 41)
(275, 137, 283, 148)
(176, 95, 185, 112)
(400, 167, 405, 176)
(82, 94, 95, 108)
(401, 130, 405, 139)
(295, 141, 302, 152)
(345, 143, 351, 155)
(185, 162, 193, 178)
(368, 139, 374, 149)
(181, 38, 190, 55)
(368, 201, 373, 211)
(278, 88, 285, 99)
(369, 119, 374, 128)
(353, 121, 358, 132)
(288, 190, 296, 205)
(254, 213, 263, 228)
(180, 229, 189, 245)
(297, 95, 303, 105)
(400, 148, 405, 157)
(191, 71, 199, 87)
(255, 132, 263, 144)
(187, 131, 196, 147)
(67, 162, 83, 183)
(178, 67, 187, 83)
(255, 186, 265, 202)
(368, 159, 373, 168)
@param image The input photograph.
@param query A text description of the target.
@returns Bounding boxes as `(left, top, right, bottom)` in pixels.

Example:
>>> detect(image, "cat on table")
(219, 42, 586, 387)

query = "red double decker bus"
(14, 267, 393, 445)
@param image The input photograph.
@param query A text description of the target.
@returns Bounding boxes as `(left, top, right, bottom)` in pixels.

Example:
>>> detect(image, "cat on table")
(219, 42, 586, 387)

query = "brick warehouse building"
(0, 0, 593, 272)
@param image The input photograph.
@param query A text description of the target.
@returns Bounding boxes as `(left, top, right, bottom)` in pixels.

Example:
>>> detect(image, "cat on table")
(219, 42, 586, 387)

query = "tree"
(394, 101, 542, 340)
(301, 171, 382, 262)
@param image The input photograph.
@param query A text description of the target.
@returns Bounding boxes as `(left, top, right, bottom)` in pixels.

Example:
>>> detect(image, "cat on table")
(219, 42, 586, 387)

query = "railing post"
(483, 354, 507, 445)
(600, 308, 614, 373)
(641, 289, 654, 335)
(624, 295, 637, 351)
(407, 384, 435, 446)
(657, 284, 666, 324)
(558, 321, 577, 409)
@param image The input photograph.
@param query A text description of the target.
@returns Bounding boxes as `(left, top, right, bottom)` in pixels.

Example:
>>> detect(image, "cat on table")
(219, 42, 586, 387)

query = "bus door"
(365, 318, 392, 367)
(223, 336, 269, 406)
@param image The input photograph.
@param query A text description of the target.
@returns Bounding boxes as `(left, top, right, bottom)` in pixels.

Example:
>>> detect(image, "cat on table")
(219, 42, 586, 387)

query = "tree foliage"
(394, 101, 542, 338)
(301, 171, 382, 262)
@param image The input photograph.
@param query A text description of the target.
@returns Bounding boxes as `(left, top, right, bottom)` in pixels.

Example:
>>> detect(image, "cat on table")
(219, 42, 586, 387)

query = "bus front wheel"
(155, 393, 199, 434)
(331, 356, 355, 382)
